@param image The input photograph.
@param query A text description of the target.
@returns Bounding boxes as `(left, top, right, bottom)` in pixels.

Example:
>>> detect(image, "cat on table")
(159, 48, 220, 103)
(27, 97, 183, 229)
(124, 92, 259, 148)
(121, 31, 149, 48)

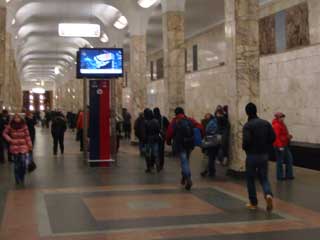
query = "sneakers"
(265, 195, 273, 212)
(246, 203, 258, 210)
(180, 176, 186, 185)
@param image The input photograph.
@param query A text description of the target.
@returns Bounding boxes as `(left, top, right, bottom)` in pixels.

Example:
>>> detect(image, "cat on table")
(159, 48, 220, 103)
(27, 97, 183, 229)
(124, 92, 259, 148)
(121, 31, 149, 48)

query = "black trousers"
(0, 138, 4, 163)
(53, 134, 65, 154)
(159, 140, 165, 169)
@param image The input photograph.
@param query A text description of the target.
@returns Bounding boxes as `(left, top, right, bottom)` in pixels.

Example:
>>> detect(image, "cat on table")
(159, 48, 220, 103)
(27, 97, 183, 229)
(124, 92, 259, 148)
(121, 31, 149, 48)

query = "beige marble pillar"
(0, 8, 6, 108)
(115, 77, 123, 117)
(129, 35, 147, 126)
(225, 0, 260, 173)
(162, 11, 185, 118)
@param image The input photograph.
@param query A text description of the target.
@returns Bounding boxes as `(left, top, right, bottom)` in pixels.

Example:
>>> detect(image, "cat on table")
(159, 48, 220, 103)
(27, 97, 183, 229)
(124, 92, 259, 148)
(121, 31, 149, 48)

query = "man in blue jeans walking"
(166, 107, 203, 190)
(242, 103, 276, 212)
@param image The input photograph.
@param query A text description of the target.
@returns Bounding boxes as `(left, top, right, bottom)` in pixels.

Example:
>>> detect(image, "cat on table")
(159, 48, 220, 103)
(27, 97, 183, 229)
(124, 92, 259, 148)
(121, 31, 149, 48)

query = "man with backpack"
(166, 107, 203, 190)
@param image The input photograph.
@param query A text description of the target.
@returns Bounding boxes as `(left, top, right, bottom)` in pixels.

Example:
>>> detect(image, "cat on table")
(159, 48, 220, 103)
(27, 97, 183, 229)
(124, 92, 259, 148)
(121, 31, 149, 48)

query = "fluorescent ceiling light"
(59, 23, 100, 38)
(113, 16, 128, 30)
(54, 66, 60, 75)
(138, 0, 158, 8)
(100, 33, 109, 43)
(32, 88, 46, 94)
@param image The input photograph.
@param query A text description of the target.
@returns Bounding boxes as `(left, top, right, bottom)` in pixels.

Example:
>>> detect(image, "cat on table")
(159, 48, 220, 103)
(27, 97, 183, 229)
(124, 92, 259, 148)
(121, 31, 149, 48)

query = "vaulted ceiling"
(2, 0, 267, 89)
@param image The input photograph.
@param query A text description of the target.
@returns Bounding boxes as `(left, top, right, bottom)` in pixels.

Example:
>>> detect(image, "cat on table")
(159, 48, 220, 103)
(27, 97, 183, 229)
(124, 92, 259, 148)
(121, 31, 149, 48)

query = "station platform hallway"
(1, 128, 320, 240)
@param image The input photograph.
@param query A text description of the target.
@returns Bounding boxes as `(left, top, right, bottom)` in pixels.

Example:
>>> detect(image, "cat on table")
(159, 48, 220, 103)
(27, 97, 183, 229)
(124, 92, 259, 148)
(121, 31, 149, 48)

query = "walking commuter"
(0, 110, 10, 164)
(201, 109, 227, 177)
(272, 112, 294, 181)
(143, 109, 161, 173)
(243, 103, 275, 212)
(51, 112, 67, 155)
(122, 108, 132, 140)
(166, 107, 203, 190)
(3, 114, 32, 185)
(77, 110, 84, 151)
(217, 108, 230, 166)
(134, 112, 146, 156)
(153, 108, 169, 171)
(25, 111, 37, 145)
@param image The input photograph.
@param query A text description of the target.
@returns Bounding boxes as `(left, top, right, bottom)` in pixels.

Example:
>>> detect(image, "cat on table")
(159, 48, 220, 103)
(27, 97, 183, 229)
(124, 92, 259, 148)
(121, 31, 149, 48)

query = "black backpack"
(175, 118, 195, 150)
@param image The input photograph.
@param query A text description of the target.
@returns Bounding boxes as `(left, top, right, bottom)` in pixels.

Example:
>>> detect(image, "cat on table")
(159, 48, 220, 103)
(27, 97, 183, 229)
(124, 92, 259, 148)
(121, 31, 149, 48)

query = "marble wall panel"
(260, 44, 320, 144)
(260, 15, 276, 55)
(286, 3, 310, 49)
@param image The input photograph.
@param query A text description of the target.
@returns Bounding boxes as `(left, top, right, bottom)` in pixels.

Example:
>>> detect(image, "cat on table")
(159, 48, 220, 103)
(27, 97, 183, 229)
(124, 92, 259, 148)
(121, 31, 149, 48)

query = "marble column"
(0, 8, 6, 108)
(225, 0, 260, 172)
(162, 9, 185, 118)
(129, 35, 147, 127)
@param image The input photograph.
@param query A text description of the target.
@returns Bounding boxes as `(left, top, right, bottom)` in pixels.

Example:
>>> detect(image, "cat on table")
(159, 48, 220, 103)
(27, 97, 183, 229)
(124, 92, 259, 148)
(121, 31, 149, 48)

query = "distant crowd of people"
(0, 102, 296, 212)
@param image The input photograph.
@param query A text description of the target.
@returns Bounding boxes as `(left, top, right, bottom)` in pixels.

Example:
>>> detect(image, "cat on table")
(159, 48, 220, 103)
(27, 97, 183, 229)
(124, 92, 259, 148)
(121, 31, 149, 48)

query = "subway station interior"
(1, 0, 320, 239)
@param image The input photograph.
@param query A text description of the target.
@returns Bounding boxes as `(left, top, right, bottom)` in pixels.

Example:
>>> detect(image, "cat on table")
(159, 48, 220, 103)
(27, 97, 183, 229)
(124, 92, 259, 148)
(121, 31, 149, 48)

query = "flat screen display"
(77, 48, 124, 79)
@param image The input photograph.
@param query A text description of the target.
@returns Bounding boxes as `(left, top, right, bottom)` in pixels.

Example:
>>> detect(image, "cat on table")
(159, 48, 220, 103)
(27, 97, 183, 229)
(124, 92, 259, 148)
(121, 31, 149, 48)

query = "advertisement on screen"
(77, 48, 124, 79)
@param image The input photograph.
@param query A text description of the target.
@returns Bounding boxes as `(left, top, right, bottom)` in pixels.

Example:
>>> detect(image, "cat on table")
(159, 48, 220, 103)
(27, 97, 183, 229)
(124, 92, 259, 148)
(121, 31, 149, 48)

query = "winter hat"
(274, 112, 285, 119)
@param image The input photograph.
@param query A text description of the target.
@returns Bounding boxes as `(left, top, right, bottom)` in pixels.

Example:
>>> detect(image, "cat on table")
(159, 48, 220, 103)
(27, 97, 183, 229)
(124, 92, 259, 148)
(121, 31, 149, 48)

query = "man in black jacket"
(0, 110, 10, 163)
(153, 108, 169, 171)
(51, 112, 67, 155)
(243, 103, 276, 212)
(143, 109, 161, 173)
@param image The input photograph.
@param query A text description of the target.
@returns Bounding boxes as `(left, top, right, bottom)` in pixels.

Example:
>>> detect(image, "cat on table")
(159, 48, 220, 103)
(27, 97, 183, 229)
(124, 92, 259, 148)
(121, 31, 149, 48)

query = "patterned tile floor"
(0, 128, 320, 239)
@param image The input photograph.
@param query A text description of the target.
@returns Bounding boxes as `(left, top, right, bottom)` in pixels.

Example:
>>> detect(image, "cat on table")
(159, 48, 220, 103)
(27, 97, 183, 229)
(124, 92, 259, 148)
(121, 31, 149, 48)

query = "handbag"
(26, 153, 37, 173)
(201, 134, 222, 149)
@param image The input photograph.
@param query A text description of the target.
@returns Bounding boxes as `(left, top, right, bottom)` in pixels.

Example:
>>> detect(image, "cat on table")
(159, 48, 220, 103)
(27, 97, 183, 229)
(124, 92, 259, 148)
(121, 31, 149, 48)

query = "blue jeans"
(179, 150, 192, 178)
(145, 143, 159, 170)
(13, 154, 27, 184)
(275, 146, 294, 179)
(139, 142, 145, 156)
(246, 154, 273, 206)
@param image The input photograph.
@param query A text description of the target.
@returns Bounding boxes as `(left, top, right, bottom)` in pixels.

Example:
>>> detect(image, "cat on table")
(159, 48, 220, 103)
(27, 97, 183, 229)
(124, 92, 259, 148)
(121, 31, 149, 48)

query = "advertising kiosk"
(77, 48, 123, 167)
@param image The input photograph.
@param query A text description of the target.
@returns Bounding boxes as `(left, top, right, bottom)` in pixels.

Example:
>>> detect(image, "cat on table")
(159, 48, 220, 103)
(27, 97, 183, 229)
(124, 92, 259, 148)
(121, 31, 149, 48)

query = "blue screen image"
(79, 49, 123, 76)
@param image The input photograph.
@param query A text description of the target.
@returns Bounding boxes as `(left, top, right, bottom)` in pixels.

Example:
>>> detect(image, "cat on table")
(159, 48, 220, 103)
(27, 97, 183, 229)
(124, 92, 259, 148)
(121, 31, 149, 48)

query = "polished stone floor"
(0, 128, 320, 239)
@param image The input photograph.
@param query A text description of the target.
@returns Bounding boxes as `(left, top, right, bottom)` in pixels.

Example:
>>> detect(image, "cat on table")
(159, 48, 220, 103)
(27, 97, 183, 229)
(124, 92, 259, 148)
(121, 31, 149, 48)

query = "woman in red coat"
(3, 114, 32, 185)
(272, 112, 294, 181)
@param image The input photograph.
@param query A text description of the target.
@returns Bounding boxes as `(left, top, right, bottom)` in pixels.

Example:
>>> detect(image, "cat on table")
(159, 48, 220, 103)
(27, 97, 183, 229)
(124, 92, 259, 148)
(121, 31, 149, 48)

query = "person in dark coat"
(0, 110, 10, 163)
(134, 112, 146, 156)
(243, 103, 275, 212)
(153, 108, 169, 171)
(143, 109, 161, 173)
(25, 111, 37, 145)
(122, 108, 132, 140)
(51, 112, 67, 155)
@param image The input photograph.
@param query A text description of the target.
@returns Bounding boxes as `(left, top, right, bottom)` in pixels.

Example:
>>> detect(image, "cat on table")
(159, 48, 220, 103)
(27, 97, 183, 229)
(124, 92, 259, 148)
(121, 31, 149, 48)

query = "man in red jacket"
(272, 112, 294, 181)
(166, 107, 203, 190)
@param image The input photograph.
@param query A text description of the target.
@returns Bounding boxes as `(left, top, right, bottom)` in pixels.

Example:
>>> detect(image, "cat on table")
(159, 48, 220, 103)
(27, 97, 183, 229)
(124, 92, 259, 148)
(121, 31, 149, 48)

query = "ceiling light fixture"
(137, 0, 158, 8)
(32, 88, 46, 94)
(58, 23, 101, 38)
(11, 18, 16, 25)
(113, 16, 128, 30)
(100, 33, 109, 43)
(54, 66, 60, 75)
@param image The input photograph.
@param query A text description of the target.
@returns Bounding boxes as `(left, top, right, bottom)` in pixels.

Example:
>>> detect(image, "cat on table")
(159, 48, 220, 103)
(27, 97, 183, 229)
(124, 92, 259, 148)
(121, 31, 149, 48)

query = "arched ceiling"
(6, 0, 133, 87)
(3, 0, 268, 88)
